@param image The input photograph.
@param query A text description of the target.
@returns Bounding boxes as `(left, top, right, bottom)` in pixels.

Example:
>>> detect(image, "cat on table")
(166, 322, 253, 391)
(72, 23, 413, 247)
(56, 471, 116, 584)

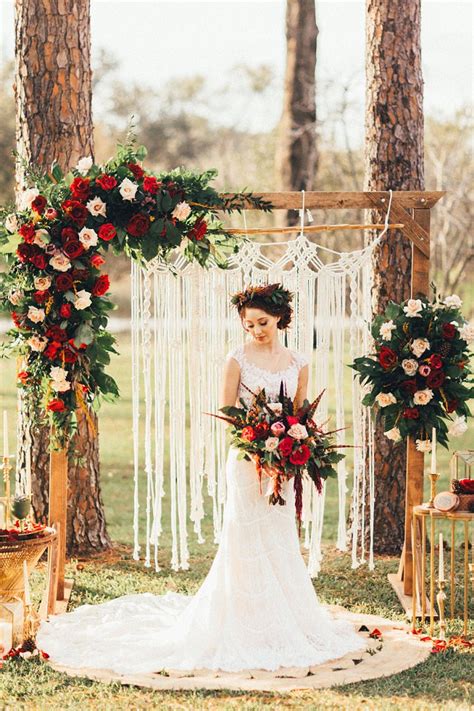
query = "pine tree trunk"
(14, 0, 111, 555)
(276, 0, 318, 225)
(361, 0, 424, 554)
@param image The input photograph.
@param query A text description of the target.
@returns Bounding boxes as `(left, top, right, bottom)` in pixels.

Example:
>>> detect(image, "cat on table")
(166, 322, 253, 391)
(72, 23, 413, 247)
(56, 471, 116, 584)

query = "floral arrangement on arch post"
(350, 288, 474, 451)
(0, 139, 272, 448)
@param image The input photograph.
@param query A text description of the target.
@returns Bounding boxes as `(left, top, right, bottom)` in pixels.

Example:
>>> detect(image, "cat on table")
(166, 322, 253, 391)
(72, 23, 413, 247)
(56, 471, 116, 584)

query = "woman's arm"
(294, 364, 309, 411)
(219, 356, 241, 411)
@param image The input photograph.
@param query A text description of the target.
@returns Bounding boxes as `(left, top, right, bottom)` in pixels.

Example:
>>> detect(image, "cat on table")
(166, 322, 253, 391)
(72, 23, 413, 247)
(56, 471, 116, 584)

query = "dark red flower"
(446, 399, 458, 413)
(378, 345, 398, 370)
(127, 162, 144, 179)
(126, 213, 150, 237)
(401, 379, 418, 395)
(31, 195, 47, 214)
(11, 311, 23, 328)
(47, 398, 66, 412)
(429, 354, 443, 369)
(61, 347, 78, 363)
(71, 268, 89, 281)
(143, 176, 160, 194)
(70, 177, 91, 200)
(16, 243, 33, 262)
(254, 422, 269, 439)
(91, 274, 110, 297)
(59, 303, 72, 318)
(241, 426, 256, 442)
(188, 218, 207, 241)
(90, 254, 105, 268)
(44, 342, 61, 360)
(278, 436, 294, 457)
(442, 323, 457, 340)
(98, 223, 116, 241)
(61, 199, 88, 225)
(31, 254, 47, 270)
(55, 273, 74, 292)
(33, 290, 50, 304)
(46, 325, 67, 343)
(19, 224, 36, 243)
(95, 174, 117, 191)
(289, 444, 311, 466)
(426, 370, 445, 389)
(62, 239, 84, 260)
(61, 227, 78, 244)
(403, 407, 420, 419)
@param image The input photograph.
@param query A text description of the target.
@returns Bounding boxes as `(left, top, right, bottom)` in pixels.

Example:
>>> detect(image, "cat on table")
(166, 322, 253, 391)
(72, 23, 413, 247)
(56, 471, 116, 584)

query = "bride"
(37, 283, 364, 674)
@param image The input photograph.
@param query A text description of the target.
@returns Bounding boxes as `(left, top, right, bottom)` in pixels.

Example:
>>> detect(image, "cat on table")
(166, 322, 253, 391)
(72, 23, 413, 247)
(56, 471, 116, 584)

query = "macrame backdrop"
(130, 193, 394, 576)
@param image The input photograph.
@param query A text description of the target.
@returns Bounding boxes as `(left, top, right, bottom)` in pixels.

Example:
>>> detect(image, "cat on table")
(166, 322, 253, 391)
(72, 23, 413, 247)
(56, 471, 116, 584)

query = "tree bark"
(14, 0, 111, 555)
(276, 0, 318, 225)
(361, 0, 424, 554)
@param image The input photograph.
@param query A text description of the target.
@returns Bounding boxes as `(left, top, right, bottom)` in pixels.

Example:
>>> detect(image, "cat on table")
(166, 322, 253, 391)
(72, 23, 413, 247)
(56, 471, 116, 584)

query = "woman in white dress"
(37, 283, 364, 674)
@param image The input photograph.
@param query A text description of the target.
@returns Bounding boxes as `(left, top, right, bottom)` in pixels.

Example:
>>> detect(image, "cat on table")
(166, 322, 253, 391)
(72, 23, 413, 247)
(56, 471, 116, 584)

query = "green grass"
(0, 332, 472, 710)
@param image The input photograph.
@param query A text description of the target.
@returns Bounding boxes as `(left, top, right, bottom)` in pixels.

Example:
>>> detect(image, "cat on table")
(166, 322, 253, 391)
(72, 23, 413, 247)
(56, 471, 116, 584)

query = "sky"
(0, 0, 472, 145)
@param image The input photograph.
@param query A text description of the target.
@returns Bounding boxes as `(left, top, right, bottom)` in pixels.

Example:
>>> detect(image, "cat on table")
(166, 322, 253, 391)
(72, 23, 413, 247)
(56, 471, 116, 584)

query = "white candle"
(0, 503, 4, 529)
(2, 410, 8, 459)
(23, 559, 31, 606)
(430, 427, 437, 474)
(439, 532, 445, 582)
(0, 620, 12, 655)
(26, 441, 32, 498)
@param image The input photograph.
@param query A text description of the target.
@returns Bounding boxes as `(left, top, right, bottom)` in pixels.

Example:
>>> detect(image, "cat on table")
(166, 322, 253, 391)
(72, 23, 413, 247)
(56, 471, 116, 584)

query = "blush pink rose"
(270, 421, 286, 437)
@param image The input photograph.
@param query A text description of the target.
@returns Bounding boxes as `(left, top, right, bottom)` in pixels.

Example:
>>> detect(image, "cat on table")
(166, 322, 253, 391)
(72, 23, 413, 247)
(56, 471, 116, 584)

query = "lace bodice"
(227, 345, 309, 405)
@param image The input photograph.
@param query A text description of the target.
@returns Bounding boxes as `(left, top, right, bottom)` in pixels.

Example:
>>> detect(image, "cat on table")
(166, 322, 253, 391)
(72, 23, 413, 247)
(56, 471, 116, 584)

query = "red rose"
(31, 195, 47, 214)
(45, 207, 58, 220)
(127, 162, 144, 179)
(446, 399, 458, 413)
(61, 227, 78, 243)
(401, 379, 418, 395)
(19, 224, 36, 243)
(278, 436, 294, 457)
(426, 370, 445, 389)
(254, 422, 269, 439)
(69, 177, 91, 200)
(95, 174, 117, 191)
(71, 268, 89, 281)
(143, 176, 160, 194)
(46, 326, 67, 343)
(287, 416, 300, 426)
(241, 426, 256, 442)
(378, 345, 398, 370)
(126, 213, 150, 237)
(289, 444, 311, 466)
(188, 219, 207, 241)
(55, 273, 74, 292)
(17, 371, 29, 384)
(402, 407, 420, 420)
(90, 254, 105, 268)
(429, 354, 443, 369)
(33, 290, 50, 304)
(62, 239, 84, 260)
(98, 223, 116, 241)
(44, 342, 61, 360)
(92, 274, 110, 296)
(61, 199, 88, 225)
(47, 398, 66, 412)
(16, 243, 33, 262)
(442, 323, 457, 340)
(61, 347, 78, 364)
(31, 254, 47, 269)
(59, 303, 72, 318)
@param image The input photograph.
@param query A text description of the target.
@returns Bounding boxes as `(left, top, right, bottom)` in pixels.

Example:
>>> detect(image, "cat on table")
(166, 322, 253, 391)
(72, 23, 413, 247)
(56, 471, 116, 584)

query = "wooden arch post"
(48, 190, 443, 613)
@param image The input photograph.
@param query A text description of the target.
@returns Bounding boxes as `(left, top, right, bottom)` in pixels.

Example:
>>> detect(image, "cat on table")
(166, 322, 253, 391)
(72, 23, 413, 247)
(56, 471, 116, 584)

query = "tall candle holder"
(425, 470, 440, 509)
(2, 455, 12, 528)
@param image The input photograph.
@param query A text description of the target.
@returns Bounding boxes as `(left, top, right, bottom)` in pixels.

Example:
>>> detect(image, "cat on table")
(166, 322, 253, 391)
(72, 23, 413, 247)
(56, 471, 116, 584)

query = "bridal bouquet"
(212, 383, 345, 527)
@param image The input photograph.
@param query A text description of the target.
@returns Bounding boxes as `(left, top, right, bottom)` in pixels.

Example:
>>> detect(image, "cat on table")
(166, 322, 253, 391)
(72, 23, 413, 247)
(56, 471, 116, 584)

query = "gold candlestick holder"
(436, 578, 447, 640)
(2, 455, 12, 528)
(23, 604, 40, 646)
(425, 471, 440, 508)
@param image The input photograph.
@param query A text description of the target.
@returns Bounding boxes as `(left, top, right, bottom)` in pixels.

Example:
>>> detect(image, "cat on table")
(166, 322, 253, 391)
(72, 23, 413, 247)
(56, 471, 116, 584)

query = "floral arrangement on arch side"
(211, 383, 346, 530)
(0, 139, 272, 447)
(350, 290, 474, 450)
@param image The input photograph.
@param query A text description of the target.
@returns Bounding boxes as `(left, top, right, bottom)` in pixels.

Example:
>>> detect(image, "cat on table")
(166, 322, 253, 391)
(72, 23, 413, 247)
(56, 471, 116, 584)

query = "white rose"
(403, 299, 423, 318)
(413, 388, 434, 406)
(443, 294, 462, 309)
(384, 427, 401, 442)
(49, 252, 71, 272)
(287, 423, 309, 440)
(74, 289, 92, 310)
(50, 366, 68, 382)
(264, 437, 280, 452)
(416, 439, 432, 453)
(375, 392, 397, 408)
(380, 320, 396, 341)
(76, 156, 93, 175)
(411, 338, 430, 358)
(267, 402, 283, 416)
(19, 187, 39, 211)
(119, 178, 138, 201)
(459, 322, 474, 344)
(34, 275, 52, 291)
(51, 379, 71, 393)
(171, 201, 191, 221)
(8, 290, 23, 306)
(27, 306, 45, 323)
(78, 227, 98, 250)
(401, 358, 418, 376)
(5, 213, 18, 233)
(33, 229, 50, 248)
(448, 415, 468, 438)
(28, 334, 48, 352)
(86, 196, 107, 218)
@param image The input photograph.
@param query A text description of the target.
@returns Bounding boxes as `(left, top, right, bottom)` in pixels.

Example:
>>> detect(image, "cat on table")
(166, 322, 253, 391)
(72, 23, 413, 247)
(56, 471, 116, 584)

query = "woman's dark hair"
(230, 283, 293, 330)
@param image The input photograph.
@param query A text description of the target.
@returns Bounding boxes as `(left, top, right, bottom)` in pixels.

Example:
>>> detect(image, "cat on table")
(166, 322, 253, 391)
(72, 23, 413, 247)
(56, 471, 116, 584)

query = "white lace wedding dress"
(37, 346, 364, 674)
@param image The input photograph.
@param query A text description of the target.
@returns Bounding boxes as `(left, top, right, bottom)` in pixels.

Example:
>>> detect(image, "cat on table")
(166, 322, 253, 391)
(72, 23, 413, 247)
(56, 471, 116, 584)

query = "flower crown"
(230, 283, 293, 310)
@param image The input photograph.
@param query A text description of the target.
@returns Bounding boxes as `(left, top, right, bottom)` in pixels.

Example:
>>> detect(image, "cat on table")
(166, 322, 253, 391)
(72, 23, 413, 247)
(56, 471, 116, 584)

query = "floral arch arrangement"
(0, 141, 271, 446)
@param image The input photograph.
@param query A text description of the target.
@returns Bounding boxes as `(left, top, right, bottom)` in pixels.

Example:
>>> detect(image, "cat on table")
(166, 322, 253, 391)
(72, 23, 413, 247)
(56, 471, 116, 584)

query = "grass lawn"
(0, 332, 472, 710)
